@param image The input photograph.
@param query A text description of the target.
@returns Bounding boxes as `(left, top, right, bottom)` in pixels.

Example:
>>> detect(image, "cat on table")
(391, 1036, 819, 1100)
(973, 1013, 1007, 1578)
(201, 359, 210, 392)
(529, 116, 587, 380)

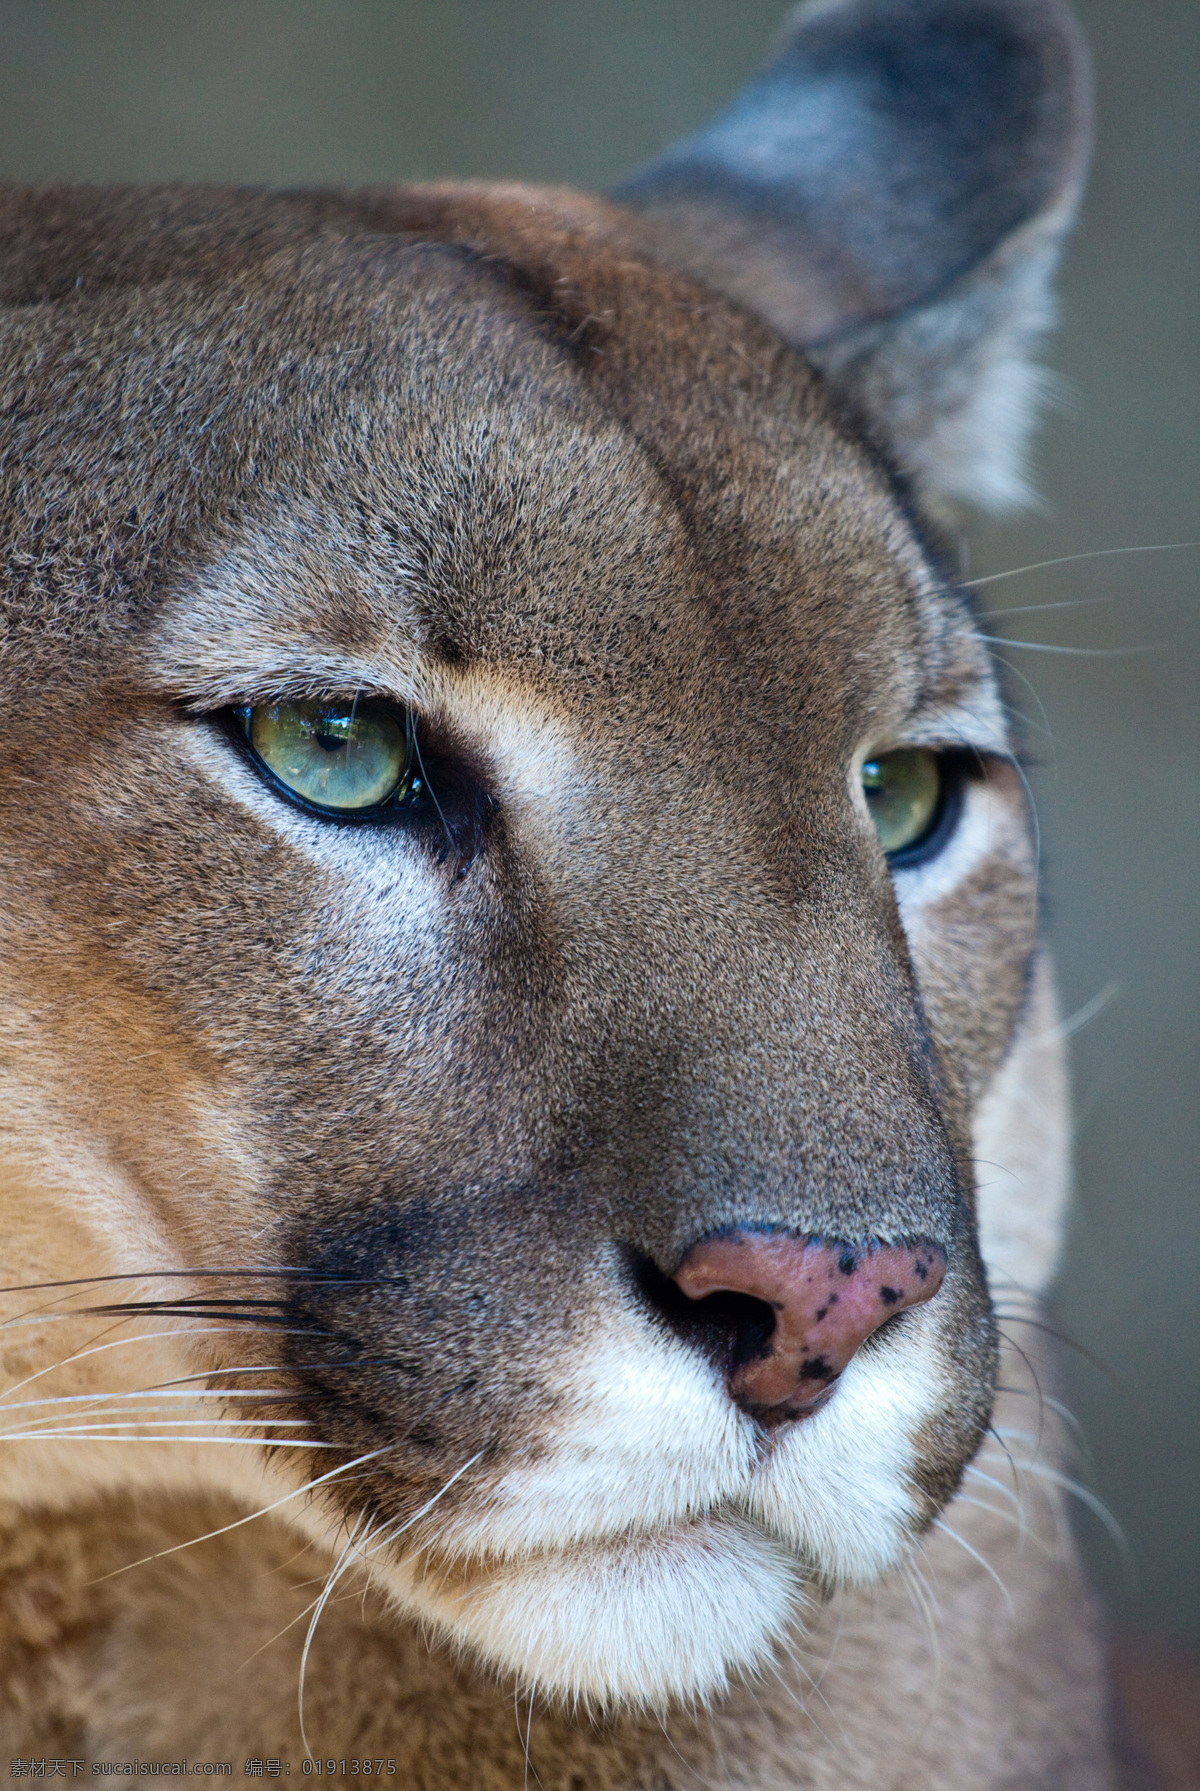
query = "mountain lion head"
(0, 0, 1090, 1713)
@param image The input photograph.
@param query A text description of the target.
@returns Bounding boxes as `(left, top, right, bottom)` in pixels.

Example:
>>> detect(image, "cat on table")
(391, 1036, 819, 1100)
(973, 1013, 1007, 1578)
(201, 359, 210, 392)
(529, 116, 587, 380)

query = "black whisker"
(993, 1327, 1047, 1453)
(0, 1267, 413, 1297)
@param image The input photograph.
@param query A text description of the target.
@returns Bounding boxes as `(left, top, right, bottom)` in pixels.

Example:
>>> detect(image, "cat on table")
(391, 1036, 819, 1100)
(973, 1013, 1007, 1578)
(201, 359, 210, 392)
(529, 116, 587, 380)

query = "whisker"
(154, 1360, 407, 1383)
(0, 1388, 302, 1413)
(930, 1517, 1015, 1617)
(0, 1267, 410, 1296)
(0, 1324, 299, 1408)
(239, 1542, 366, 1665)
(982, 1424, 1025, 1491)
(84, 1443, 404, 1584)
(891, 1561, 942, 1751)
(2, 1433, 337, 1448)
(962, 540, 1200, 591)
(298, 1511, 372, 1758)
(951, 1492, 1034, 1535)
(80, 1304, 314, 1325)
(291, 1453, 483, 1753)
(963, 1463, 1028, 1522)
(995, 1458, 1129, 1565)
(976, 595, 1113, 621)
(1, 1421, 318, 1440)
(520, 1677, 543, 1791)
(966, 633, 1153, 657)
(1034, 1395, 1094, 1456)
(998, 748, 1041, 892)
(997, 691, 1058, 746)
(994, 1314, 1117, 1381)
(1046, 982, 1119, 1042)
(986, 652, 1059, 766)
(353, 1453, 484, 1566)
(408, 721, 455, 855)
(0, 1410, 314, 1432)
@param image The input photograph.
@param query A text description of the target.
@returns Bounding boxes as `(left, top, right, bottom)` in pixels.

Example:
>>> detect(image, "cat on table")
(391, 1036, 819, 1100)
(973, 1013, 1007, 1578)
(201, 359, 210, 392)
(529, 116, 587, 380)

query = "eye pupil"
(861, 748, 943, 858)
(243, 698, 414, 814)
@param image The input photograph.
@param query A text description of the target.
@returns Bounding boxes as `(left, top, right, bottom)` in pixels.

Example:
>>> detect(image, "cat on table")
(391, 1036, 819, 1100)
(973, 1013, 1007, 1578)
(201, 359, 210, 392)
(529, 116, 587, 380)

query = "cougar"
(0, 0, 1113, 1783)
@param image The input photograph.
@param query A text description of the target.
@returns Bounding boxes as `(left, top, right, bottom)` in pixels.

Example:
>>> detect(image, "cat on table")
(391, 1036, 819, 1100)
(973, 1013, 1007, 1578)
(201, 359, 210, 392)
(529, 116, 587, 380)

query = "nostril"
(634, 1256, 780, 1381)
(658, 1230, 947, 1425)
(687, 1288, 777, 1378)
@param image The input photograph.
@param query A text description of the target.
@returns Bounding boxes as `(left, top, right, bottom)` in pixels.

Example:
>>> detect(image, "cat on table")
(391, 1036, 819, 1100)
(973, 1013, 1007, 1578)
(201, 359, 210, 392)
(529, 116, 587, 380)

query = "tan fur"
(0, 2, 1109, 1781)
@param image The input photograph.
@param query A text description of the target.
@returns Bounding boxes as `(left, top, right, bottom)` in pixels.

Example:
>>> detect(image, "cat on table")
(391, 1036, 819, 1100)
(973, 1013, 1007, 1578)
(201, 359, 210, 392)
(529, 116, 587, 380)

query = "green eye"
(242, 698, 417, 814)
(861, 748, 944, 857)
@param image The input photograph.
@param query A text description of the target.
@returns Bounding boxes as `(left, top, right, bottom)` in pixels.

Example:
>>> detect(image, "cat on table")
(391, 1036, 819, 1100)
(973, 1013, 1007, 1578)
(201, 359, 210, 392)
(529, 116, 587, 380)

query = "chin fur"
(381, 1516, 808, 1709)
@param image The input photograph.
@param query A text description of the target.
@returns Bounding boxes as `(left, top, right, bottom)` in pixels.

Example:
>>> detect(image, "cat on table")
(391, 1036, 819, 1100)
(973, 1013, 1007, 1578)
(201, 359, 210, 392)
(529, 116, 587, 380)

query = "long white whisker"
(963, 1463, 1027, 1518)
(0, 1412, 313, 1434)
(1046, 983, 1119, 1042)
(152, 1363, 341, 1385)
(997, 746, 1042, 892)
(950, 1493, 1035, 1537)
(298, 1511, 371, 1758)
(996, 1459, 1128, 1559)
(0, 1389, 300, 1413)
(239, 1531, 381, 1669)
(4, 1433, 336, 1448)
(930, 1518, 1015, 1617)
(0, 1325, 312, 1407)
(85, 1444, 401, 1584)
(976, 594, 1113, 621)
(965, 632, 1153, 657)
(894, 1561, 942, 1750)
(963, 541, 1199, 591)
(521, 1677, 542, 1791)
(354, 1453, 484, 1565)
(983, 650, 1059, 765)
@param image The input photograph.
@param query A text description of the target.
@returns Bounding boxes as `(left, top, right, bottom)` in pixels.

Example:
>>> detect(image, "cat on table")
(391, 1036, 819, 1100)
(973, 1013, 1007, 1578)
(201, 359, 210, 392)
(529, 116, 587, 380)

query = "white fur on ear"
(808, 203, 1070, 512)
(617, 0, 1092, 513)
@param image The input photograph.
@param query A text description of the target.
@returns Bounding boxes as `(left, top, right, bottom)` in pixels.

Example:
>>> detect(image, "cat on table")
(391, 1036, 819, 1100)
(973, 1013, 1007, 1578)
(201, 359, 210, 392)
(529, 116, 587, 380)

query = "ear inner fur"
(616, 0, 1093, 511)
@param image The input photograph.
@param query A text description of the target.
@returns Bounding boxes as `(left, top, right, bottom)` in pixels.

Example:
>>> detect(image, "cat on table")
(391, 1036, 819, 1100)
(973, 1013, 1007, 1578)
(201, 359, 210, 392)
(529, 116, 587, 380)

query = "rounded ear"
(615, 0, 1093, 514)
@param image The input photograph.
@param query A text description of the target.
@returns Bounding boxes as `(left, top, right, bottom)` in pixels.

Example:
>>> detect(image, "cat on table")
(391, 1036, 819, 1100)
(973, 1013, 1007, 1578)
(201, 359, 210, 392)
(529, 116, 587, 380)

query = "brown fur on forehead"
(0, 180, 968, 743)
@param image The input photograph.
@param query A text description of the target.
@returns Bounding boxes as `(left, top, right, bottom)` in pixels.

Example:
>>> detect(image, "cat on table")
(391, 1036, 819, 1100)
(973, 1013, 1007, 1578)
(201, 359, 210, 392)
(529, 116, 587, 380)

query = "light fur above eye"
(861, 748, 946, 860)
(238, 697, 418, 814)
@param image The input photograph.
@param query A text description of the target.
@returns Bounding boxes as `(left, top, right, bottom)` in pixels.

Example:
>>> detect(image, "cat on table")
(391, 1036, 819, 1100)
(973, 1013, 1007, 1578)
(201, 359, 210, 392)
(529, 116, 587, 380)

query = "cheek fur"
(972, 953, 1070, 1299)
(896, 772, 1038, 1106)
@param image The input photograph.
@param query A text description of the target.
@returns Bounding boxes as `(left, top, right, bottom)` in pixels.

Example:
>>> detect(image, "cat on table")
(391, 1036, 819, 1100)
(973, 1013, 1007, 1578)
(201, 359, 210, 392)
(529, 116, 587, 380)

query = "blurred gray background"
(1, 0, 1195, 1645)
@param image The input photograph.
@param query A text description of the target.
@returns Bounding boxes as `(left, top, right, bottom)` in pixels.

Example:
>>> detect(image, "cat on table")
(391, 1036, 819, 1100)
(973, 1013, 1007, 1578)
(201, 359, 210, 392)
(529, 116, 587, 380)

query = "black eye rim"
(223, 699, 426, 826)
(215, 699, 499, 876)
(868, 747, 975, 871)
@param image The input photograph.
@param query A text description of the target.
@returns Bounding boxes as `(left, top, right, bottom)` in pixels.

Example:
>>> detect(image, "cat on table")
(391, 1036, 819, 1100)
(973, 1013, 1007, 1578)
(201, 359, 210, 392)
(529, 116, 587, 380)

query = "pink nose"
(672, 1231, 946, 1422)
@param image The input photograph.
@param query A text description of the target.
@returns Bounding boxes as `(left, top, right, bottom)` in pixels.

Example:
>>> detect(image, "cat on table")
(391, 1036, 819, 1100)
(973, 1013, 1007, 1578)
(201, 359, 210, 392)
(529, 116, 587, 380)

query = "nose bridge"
(575, 845, 967, 1264)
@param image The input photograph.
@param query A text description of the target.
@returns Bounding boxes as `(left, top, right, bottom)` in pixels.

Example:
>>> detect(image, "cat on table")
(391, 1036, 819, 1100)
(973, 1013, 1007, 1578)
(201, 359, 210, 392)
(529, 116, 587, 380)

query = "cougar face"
(0, 0, 1090, 1724)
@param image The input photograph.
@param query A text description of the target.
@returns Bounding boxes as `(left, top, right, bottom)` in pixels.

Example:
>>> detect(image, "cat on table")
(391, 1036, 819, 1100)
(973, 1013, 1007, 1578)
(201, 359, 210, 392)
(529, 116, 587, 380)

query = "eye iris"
(862, 748, 942, 856)
(247, 699, 413, 812)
